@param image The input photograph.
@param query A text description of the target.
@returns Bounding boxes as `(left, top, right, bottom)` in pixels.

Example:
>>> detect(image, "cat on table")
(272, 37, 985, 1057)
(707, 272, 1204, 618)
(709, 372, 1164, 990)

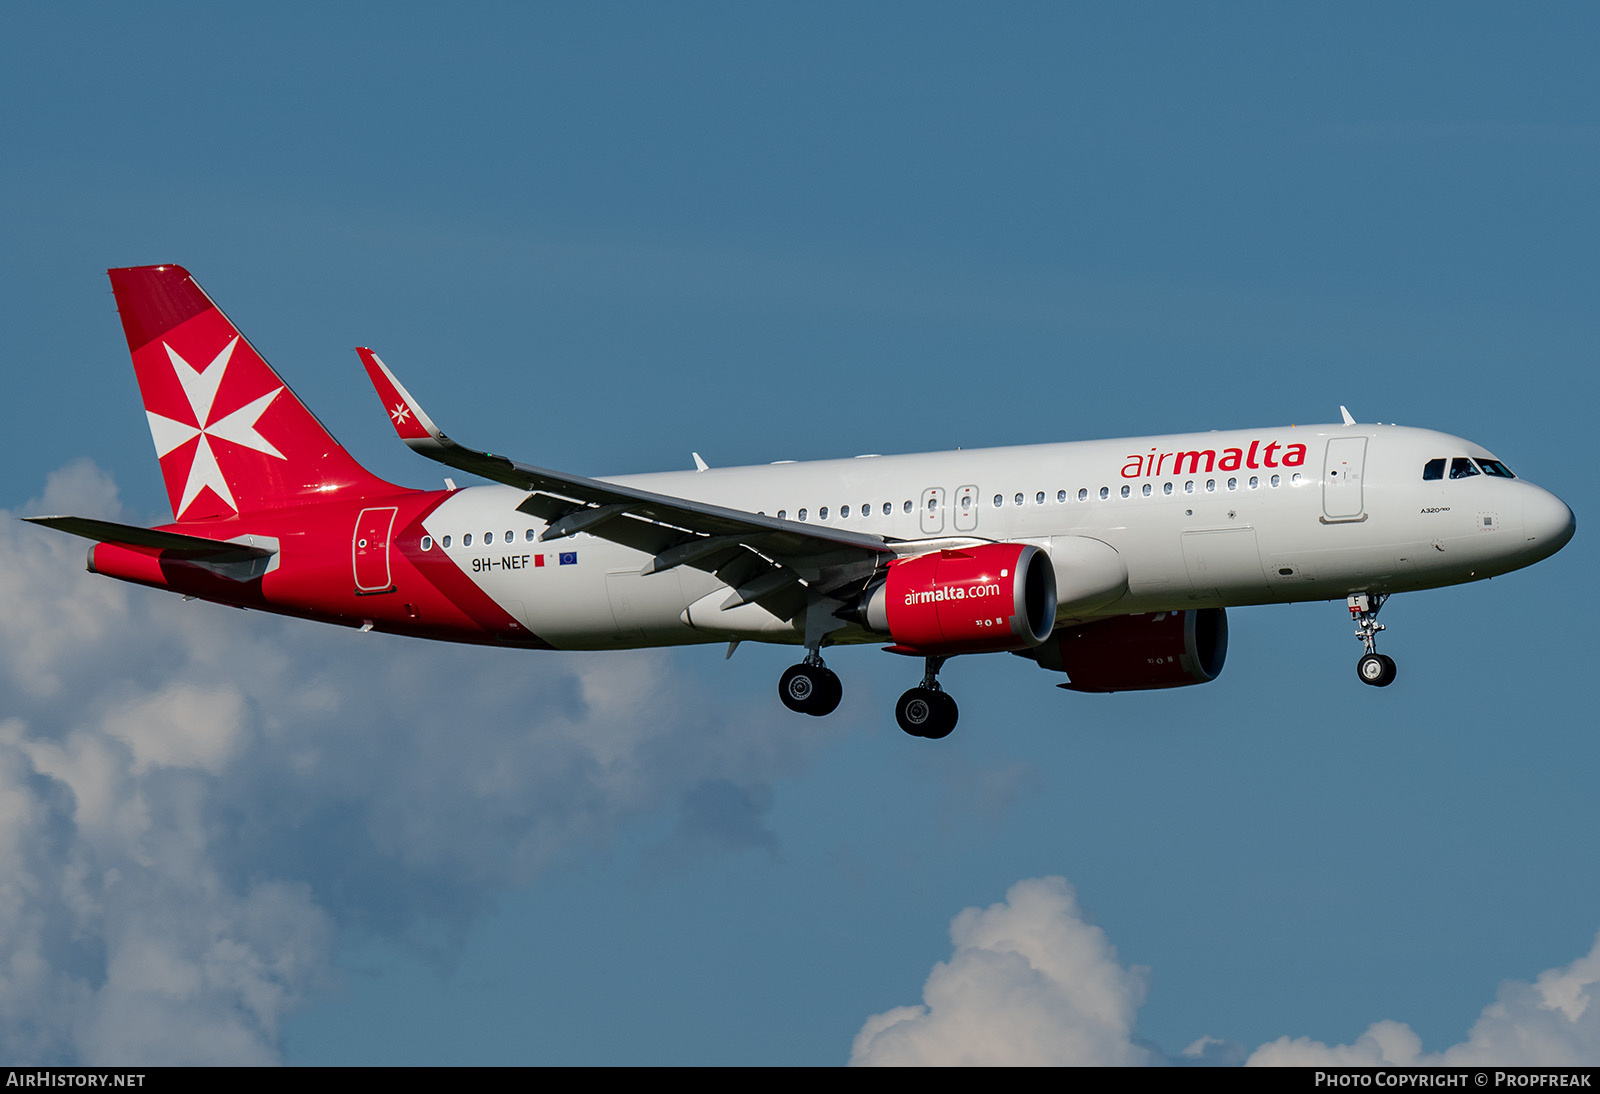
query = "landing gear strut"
(1348, 593, 1397, 688)
(779, 649, 842, 716)
(896, 656, 959, 739)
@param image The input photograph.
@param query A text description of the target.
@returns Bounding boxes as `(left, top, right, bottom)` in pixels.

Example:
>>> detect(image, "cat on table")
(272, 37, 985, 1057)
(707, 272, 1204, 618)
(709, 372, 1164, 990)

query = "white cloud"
(850, 877, 1155, 1066)
(102, 684, 246, 775)
(1249, 934, 1600, 1067)
(0, 462, 835, 1063)
(854, 876, 1600, 1067)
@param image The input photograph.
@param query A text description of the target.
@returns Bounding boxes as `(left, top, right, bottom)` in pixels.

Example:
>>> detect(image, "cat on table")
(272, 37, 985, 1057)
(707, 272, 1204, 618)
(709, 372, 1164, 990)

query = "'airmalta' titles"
(1121, 440, 1307, 480)
(905, 582, 1003, 606)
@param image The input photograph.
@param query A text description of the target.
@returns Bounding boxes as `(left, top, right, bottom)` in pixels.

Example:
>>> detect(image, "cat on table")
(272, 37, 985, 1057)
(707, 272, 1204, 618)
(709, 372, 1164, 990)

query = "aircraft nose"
(1522, 487, 1576, 560)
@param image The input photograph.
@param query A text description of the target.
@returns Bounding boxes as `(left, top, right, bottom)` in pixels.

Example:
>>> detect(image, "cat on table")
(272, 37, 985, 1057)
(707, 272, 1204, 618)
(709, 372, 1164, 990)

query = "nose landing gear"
(1349, 593, 1397, 687)
(895, 656, 959, 739)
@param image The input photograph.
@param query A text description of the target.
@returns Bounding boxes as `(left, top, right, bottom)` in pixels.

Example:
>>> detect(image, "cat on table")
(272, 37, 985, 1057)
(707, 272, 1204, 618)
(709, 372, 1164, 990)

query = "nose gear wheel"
(1348, 594, 1397, 688)
(1357, 652, 1397, 687)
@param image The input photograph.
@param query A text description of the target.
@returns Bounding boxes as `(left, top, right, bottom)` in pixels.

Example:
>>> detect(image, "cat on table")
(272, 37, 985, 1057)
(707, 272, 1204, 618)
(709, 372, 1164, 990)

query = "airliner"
(27, 266, 1576, 739)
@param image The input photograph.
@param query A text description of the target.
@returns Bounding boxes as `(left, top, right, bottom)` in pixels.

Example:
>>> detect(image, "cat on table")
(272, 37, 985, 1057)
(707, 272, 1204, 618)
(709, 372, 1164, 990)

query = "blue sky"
(2, 3, 1597, 1065)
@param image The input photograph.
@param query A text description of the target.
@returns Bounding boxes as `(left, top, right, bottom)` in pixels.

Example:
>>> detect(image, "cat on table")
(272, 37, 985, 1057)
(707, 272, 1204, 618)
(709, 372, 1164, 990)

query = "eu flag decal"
(559, 551, 578, 566)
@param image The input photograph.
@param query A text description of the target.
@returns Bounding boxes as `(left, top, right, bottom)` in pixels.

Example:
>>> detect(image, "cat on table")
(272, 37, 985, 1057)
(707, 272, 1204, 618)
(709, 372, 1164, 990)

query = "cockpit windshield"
(1422, 457, 1517, 481)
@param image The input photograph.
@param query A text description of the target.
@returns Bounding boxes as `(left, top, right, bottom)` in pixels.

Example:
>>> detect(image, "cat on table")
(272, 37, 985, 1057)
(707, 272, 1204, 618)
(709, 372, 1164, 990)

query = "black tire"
(779, 664, 817, 713)
(779, 664, 843, 715)
(1357, 652, 1397, 687)
(922, 691, 958, 739)
(1375, 653, 1397, 687)
(895, 688, 935, 736)
(810, 667, 842, 717)
(896, 688, 957, 738)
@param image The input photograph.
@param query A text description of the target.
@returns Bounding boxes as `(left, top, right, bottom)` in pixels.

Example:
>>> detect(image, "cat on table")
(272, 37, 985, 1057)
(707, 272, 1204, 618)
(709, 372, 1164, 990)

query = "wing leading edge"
(356, 348, 896, 621)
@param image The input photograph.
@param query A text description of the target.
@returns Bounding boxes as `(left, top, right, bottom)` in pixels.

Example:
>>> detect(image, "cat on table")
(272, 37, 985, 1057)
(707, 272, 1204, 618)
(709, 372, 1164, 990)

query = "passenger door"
(1322, 437, 1368, 521)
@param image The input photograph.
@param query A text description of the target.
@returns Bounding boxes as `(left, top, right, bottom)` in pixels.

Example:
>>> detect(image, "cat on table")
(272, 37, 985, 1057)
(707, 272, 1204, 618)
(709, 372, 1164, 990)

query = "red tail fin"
(109, 265, 395, 521)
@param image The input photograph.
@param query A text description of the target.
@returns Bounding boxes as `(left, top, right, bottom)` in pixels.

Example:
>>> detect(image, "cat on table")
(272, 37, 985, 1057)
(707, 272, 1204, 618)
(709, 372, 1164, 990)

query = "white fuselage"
(413, 423, 1573, 651)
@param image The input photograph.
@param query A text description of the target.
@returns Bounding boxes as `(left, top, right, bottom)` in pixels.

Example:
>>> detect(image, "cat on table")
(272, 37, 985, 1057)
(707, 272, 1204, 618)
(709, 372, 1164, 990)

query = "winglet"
(357, 347, 446, 447)
(1339, 405, 1356, 426)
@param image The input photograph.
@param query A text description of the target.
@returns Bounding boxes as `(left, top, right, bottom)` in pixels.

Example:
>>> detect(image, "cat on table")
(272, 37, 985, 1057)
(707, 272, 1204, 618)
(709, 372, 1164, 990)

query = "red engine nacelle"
(1028, 608, 1228, 692)
(863, 543, 1057, 655)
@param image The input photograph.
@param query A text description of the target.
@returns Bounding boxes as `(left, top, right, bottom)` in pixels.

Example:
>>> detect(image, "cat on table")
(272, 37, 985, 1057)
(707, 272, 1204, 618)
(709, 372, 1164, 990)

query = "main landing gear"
(777, 652, 960, 739)
(1348, 593, 1398, 688)
(895, 656, 958, 740)
(778, 651, 842, 717)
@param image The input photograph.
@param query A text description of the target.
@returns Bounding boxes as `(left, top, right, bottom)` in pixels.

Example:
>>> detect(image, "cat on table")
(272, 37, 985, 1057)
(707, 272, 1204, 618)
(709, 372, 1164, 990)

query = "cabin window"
(1184, 481, 1195, 494)
(819, 507, 829, 520)
(442, 535, 452, 548)
(1249, 476, 1259, 489)
(993, 494, 1003, 507)
(1057, 489, 1067, 503)
(1291, 473, 1303, 484)
(1271, 474, 1281, 487)
(421, 536, 433, 551)
(1142, 483, 1152, 496)
(959, 496, 971, 511)
(777, 510, 786, 520)
(840, 505, 850, 518)
(1099, 486, 1109, 500)
(1163, 482, 1173, 495)
(903, 500, 912, 513)
(525, 529, 537, 541)
(1014, 492, 1025, 506)
(1120, 485, 1130, 498)
(463, 533, 473, 547)
(1078, 488, 1088, 502)
(484, 531, 494, 544)
(505, 530, 513, 542)
(1206, 480, 1216, 492)
(1227, 477, 1237, 491)
(1451, 457, 1481, 479)
(884, 502, 893, 516)
(1423, 458, 1446, 481)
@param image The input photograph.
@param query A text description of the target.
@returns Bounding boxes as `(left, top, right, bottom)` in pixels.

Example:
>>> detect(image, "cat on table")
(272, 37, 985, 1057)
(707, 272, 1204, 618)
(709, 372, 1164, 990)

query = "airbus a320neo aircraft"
(29, 266, 1576, 739)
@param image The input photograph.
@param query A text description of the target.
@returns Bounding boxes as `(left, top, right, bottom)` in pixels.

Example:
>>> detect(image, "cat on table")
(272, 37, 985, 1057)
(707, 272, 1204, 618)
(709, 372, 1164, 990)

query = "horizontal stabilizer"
(24, 515, 275, 559)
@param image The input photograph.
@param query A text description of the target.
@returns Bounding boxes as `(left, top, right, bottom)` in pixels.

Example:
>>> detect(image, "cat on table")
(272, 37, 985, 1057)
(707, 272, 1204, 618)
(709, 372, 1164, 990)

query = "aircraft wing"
(357, 349, 896, 619)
